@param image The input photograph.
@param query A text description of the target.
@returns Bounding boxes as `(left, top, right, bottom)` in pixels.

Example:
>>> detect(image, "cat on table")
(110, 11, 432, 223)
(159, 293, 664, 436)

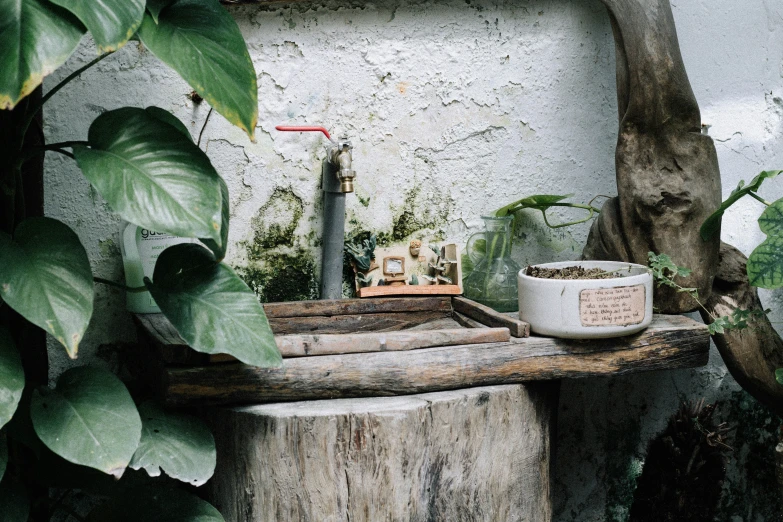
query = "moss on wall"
(603, 415, 643, 522)
(248, 187, 304, 254)
(391, 184, 452, 242)
(236, 251, 318, 303)
(235, 187, 318, 303)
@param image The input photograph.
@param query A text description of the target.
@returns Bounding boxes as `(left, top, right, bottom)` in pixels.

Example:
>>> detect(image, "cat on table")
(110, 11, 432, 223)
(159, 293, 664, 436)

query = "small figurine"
(419, 274, 437, 285)
(409, 239, 422, 257)
(382, 256, 407, 286)
(356, 272, 374, 288)
(424, 244, 457, 285)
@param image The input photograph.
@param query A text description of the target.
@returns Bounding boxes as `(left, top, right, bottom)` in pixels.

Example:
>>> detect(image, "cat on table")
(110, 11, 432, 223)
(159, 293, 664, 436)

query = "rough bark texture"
(207, 383, 558, 522)
(162, 315, 709, 407)
(699, 243, 783, 418)
(583, 0, 722, 313)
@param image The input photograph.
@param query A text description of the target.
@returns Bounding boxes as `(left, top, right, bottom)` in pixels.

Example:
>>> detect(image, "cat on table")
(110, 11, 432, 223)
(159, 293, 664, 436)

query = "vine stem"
(198, 107, 214, 147)
(749, 192, 772, 206)
(21, 52, 114, 137)
(498, 201, 602, 229)
(94, 277, 147, 293)
(50, 148, 75, 159)
(16, 141, 87, 167)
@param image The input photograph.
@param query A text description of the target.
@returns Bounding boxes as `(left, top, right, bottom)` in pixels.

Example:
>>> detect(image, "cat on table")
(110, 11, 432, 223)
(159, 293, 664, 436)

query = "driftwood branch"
(699, 243, 783, 418)
(584, 0, 722, 314)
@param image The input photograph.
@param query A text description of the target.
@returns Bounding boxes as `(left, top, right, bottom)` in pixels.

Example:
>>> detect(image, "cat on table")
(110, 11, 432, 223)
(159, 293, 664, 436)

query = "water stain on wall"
(391, 184, 452, 242)
(236, 187, 319, 302)
(236, 251, 318, 303)
(249, 187, 305, 252)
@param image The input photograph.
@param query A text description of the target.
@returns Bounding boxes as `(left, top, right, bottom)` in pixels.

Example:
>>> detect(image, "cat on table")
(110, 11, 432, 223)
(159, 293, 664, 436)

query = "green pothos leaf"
(700, 170, 783, 241)
(747, 235, 783, 289)
(146, 244, 281, 367)
(199, 176, 229, 261)
(747, 199, 783, 289)
(145, 0, 177, 24)
(129, 402, 216, 486)
(0, 328, 24, 430)
(31, 367, 141, 477)
(145, 106, 193, 140)
(0, 218, 93, 358)
(49, 0, 144, 52)
(0, 0, 85, 110)
(73, 107, 223, 244)
(137, 0, 258, 140)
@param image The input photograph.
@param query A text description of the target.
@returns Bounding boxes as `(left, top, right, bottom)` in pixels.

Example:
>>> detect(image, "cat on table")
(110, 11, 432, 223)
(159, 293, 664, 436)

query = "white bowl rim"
(518, 260, 651, 284)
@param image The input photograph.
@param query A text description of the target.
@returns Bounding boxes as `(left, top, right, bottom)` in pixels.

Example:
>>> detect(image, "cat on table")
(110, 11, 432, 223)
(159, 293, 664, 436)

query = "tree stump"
(207, 383, 557, 522)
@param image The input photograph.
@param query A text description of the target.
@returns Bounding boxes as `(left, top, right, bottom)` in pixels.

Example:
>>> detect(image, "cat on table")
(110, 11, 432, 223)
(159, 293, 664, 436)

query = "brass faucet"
(330, 139, 355, 193)
(274, 126, 355, 193)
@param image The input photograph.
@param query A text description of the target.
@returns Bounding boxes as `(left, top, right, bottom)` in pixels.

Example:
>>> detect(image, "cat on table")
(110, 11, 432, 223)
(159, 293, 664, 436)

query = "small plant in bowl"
(518, 260, 653, 339)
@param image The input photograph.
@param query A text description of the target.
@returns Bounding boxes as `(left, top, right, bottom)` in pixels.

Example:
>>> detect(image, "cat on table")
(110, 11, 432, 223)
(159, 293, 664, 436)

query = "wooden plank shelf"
(357, 284, 462, 298)
(132, 297, 710, 408)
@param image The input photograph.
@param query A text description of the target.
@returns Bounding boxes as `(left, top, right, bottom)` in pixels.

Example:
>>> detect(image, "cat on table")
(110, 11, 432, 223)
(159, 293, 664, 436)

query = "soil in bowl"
(525, 265, 627, 280)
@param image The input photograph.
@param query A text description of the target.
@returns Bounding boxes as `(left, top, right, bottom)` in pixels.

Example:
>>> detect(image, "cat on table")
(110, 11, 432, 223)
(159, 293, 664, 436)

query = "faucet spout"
(330, 139, 355, 193)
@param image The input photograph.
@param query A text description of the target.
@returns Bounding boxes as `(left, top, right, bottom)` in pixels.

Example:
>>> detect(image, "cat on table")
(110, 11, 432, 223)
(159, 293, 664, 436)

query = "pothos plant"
(0, 0, 281, 520)
(463, 193, 605, 275)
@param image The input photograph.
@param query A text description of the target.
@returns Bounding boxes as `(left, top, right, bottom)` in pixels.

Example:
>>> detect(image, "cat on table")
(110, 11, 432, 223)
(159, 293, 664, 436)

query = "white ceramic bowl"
(517, 261, 653, 339)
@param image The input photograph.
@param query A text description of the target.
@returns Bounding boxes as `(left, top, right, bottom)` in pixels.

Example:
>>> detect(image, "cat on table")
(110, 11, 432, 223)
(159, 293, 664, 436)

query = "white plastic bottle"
(119, 222, 195, 313)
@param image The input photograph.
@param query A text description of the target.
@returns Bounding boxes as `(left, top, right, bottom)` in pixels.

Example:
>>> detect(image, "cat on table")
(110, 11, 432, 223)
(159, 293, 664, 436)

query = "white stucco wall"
(42, 0, 783, 518)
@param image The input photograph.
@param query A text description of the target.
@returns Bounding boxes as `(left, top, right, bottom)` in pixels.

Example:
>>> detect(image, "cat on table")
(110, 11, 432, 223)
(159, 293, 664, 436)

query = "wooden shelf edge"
(161, 315, 710, 407)
(358, 285, 462, 298)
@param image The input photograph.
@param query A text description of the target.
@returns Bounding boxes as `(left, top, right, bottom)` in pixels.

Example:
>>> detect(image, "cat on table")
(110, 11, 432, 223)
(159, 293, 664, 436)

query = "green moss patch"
(249, 187, 304, 253)
(391, 185, 451, 241)
(236, 250, 318, 303)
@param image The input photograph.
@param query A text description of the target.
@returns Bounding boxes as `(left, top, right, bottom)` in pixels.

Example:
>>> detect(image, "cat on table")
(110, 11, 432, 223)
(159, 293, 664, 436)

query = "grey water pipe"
(321, 138, 355, 299)
(320, 159, 346, 299)
(273, 126, 355, 300)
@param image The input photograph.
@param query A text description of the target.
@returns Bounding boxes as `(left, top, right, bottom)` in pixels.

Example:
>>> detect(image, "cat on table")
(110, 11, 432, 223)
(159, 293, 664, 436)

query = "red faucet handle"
(275, 125, 332, 141)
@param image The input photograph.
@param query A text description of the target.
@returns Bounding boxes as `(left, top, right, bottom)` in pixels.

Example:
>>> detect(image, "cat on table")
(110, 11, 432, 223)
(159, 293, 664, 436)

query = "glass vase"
(463, 215, 522, 312)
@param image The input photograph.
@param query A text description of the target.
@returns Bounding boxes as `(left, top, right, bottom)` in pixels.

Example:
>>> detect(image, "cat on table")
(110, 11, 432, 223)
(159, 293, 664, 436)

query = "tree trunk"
(584, 0, 722, 313)
(207, 383, 558, 522)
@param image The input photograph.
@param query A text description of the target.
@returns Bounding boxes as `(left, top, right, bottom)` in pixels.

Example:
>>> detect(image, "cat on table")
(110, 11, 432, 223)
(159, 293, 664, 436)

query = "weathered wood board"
(357, 284, 462, 297)
(207, 383, 558, 522)
(136, 294, 529, 366)
(262, 296, 452, 318)
(453, 296, 530, 337)
(276, 328, 510, 357)
(162, 314, 709, 407)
